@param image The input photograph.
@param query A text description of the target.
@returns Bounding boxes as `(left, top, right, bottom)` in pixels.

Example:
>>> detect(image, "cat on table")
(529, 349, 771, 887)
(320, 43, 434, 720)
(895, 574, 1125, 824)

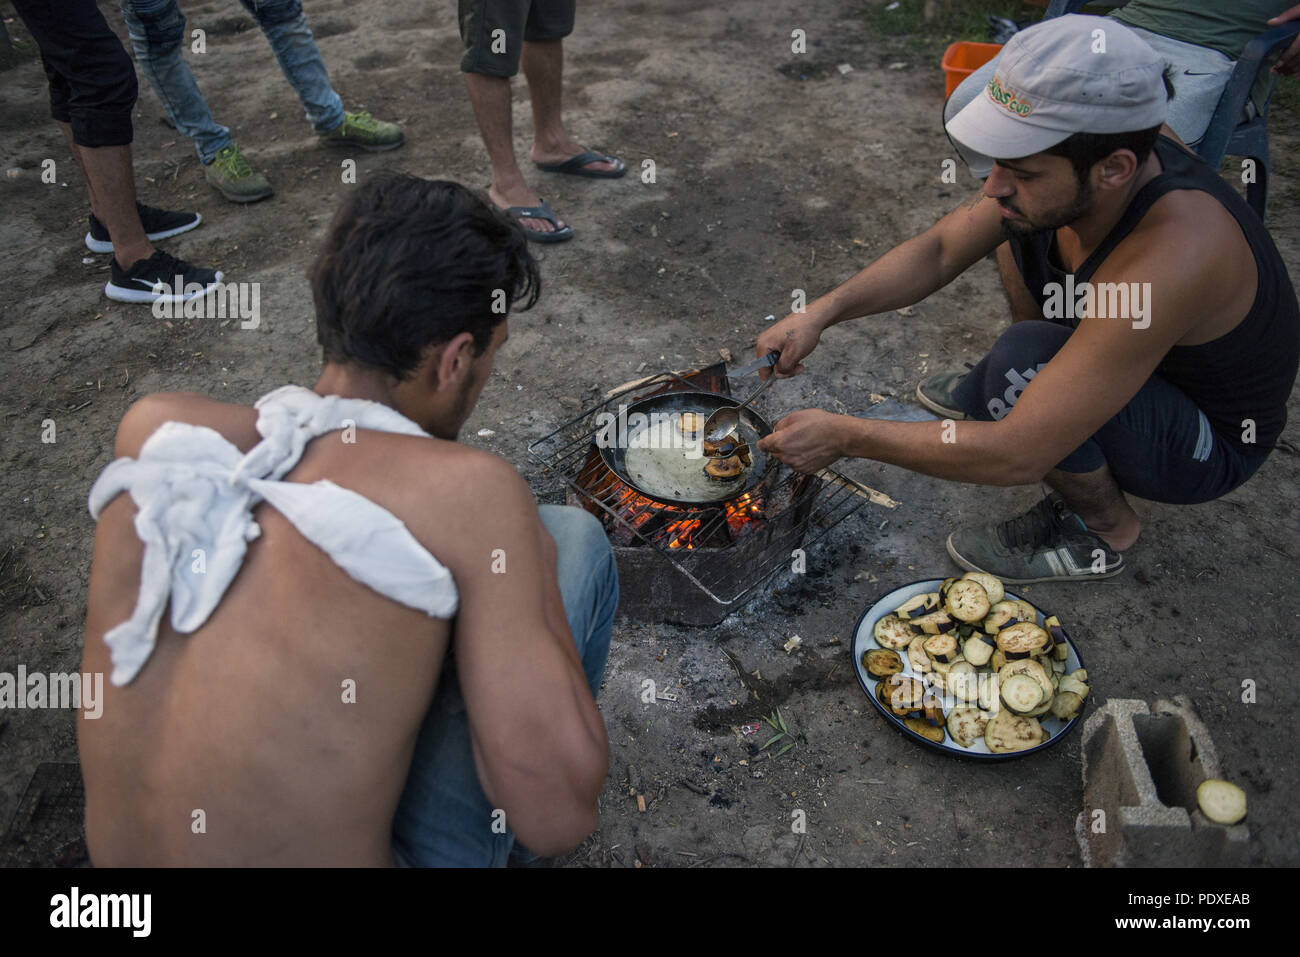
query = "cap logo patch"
(987, 75, 1033, 117)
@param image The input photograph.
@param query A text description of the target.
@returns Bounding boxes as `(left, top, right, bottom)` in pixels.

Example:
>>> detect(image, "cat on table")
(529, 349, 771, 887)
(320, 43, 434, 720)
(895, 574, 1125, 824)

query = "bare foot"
(529, 137, 620, 174)
(488, 182, 566, 235)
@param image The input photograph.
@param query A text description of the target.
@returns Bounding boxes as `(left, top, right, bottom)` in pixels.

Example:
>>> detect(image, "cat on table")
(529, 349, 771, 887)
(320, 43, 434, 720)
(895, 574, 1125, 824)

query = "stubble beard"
(999, 176, 1094, 240)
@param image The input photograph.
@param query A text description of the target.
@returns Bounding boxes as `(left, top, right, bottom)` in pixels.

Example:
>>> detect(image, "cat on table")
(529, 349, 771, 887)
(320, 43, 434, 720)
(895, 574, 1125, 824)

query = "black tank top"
(1009, 136, 1299, 459)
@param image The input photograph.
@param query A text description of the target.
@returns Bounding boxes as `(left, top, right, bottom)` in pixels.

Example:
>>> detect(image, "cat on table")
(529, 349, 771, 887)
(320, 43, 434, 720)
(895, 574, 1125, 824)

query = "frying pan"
(596, 390, 775, 507)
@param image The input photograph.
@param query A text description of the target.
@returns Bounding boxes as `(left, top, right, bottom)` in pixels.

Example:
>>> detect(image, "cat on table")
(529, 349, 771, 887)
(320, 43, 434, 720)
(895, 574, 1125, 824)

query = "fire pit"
(528, 363, 878, 625)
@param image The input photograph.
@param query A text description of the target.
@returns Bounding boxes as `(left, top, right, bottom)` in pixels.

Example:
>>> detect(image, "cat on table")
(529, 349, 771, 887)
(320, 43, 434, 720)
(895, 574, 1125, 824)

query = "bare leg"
(1044, 465, 1142, 550)
(462, 72, 561, 234)
(521, 39, 616, 173)
(58, 121, 153, 268)
(997, 241, 1041, 324)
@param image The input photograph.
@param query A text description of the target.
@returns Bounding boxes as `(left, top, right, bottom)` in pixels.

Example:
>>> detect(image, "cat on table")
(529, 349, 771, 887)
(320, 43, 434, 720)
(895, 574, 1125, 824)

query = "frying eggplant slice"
(895, 592, 940, 620)
(996, 622, 1050, 657)
(703, 436, 739, 458)
(907, 634, 933, 674)
(872, 614, 915, 651)
(944, 579, 992, 623)
(736, 444, 753, 467)
(923, 632, 959, 664)
(678, 412, 704, 438)
(985, 711, 1045, 753)
(863, 648, 904, 679)
(946, 707, 990, 748)
(1196, 780, 1247, 825)
(705, 455, 744, 480)
(960, 571, 1005, 605)
(904, 715, 946, 744)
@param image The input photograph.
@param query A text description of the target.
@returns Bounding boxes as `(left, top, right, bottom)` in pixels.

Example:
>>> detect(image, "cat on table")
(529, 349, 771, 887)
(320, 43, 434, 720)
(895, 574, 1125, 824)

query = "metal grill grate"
(528, 367, 877, 606)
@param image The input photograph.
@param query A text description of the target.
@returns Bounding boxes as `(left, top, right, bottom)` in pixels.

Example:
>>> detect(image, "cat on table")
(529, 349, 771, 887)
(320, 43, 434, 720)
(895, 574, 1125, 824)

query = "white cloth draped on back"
(88, 385, 459, 687)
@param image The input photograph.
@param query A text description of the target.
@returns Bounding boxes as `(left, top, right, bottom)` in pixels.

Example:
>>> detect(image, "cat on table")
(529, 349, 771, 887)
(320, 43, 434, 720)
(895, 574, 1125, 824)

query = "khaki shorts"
(458, 0, 576, 77)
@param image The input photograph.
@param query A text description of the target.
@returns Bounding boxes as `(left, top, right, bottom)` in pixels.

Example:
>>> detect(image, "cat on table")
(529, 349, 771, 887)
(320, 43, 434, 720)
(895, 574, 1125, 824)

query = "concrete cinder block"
(1075, 696, 1248, 867)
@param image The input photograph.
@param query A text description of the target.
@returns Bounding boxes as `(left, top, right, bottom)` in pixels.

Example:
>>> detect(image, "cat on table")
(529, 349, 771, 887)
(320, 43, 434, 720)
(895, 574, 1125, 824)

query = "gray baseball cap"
(946, 14, 1168, 178)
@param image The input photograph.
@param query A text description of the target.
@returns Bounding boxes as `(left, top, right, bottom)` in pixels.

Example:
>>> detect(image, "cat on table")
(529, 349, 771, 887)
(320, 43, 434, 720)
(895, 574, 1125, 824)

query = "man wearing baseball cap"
(755, 15, 1298, 583)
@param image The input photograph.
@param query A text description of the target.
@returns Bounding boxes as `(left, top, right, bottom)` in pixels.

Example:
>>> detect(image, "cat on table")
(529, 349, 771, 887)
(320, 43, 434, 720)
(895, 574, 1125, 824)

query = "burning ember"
(574, 446, 768, 549)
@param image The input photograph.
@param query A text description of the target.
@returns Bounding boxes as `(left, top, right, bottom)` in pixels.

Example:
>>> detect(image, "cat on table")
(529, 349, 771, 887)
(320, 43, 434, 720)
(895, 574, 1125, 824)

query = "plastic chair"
(1045, 0, 1299, 217)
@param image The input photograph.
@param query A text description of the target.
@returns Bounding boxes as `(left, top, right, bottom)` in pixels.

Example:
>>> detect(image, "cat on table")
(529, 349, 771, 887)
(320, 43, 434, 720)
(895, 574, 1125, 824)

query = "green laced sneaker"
(946, 492, 1125, 584)
(204, 143, 273, 203)
(320, 111, 405, 152)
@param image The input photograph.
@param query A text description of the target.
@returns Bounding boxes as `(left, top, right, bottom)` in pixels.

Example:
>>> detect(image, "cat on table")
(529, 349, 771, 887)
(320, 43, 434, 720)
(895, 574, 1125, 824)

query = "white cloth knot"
(88, 386, 459, 686)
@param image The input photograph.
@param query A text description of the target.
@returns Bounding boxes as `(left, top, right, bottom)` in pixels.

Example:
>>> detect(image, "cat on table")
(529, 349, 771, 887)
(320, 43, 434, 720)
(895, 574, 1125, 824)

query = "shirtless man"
(80, 174, 616, 866)
(757, 15, 1299, 583)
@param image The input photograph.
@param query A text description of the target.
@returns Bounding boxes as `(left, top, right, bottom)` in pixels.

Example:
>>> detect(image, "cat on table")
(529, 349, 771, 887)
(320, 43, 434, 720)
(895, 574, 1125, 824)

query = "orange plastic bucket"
(941, 41, 1002, 97)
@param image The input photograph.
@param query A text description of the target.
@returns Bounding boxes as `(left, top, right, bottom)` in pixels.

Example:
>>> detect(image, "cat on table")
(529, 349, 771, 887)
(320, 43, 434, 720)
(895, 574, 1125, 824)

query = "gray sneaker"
(916, 366, 971, 420)
(946, 492, 1124, 584)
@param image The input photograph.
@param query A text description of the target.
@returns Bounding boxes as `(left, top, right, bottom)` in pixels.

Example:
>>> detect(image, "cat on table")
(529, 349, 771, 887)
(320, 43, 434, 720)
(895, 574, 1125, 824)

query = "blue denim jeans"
(119, 0, 345, 164)
(390, 505, 618, 867)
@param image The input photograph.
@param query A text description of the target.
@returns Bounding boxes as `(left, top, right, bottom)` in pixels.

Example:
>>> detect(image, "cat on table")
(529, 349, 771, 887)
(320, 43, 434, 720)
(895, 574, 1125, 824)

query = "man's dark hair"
(310, 174, 540, 379)
(1042, 70, 1176, 184)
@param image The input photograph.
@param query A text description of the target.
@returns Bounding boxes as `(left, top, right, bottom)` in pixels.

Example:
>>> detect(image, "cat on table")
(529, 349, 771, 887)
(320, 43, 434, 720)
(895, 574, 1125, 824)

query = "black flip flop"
(502, 199, 575, 243)
(534, 149, 627, 179)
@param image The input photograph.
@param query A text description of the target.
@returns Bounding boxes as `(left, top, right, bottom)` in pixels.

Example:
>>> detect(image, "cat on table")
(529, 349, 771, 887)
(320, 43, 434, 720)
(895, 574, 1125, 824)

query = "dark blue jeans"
(951, 321, 1265, 504)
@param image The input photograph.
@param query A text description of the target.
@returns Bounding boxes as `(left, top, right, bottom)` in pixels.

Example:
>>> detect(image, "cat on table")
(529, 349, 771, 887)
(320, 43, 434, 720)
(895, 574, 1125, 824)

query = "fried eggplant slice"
(946, 707, 990, 748)
(863, 648, 904, 679)
(872, 614, 915, 651)
(944, 578, 992, 623)
(996, 621, 1050, 658)
(704, 455, 744, 480)
(905, 715, 946, 744)
(985, 711, 1045, 753)
(960, 571, 1005, 605)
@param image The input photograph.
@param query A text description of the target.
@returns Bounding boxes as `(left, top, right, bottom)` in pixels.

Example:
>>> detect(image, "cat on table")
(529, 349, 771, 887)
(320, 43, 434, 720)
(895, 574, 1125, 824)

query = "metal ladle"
(702, 350, 780, 447)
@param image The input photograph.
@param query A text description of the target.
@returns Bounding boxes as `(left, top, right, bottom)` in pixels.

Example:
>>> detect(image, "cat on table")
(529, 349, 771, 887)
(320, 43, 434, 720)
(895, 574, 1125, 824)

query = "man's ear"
(1097, 148, 1140, 190)
(434, 331, 478, 392)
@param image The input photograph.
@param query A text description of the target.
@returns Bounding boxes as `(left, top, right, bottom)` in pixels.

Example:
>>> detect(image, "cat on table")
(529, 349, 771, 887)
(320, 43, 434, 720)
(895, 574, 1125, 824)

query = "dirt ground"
(1, 0, 1297, 868)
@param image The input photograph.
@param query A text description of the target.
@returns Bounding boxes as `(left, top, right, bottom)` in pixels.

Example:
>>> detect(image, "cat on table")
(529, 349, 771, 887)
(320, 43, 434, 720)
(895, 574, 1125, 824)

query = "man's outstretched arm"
(757, 190, 1006, 376)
